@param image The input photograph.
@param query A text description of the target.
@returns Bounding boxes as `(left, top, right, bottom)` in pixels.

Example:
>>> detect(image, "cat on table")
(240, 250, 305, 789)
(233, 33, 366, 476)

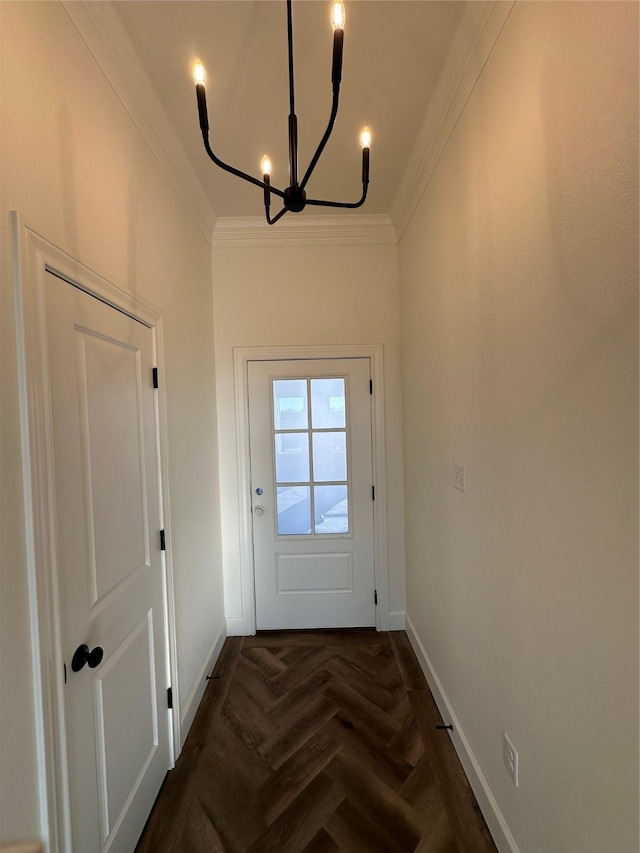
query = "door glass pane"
(314, 485, 348, 534)
(277, 486, 311, 535)
(312, 432, 347, 482)
(273, 380, 308, 429)
(274, 433, 309, 483)
(311, 378, 346, 429)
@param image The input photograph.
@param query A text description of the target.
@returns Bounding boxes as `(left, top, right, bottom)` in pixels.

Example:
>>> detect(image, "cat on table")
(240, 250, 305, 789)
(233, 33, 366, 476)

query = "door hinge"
(369, 378, 373, 395)
(152, 367, 159, 389)
(372, 485, 375, 500)
(160, 529, 166, 551)
(167, 687, 173, 709)
(374, 590, 378, 605)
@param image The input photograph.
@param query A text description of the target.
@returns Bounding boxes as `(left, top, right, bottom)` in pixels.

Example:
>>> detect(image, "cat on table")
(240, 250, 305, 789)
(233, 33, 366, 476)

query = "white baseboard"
(225, 616, 246, 637)
(388, 610, 406, 630)
(179, 623, 227, 747)
(405, 614, 519, 853)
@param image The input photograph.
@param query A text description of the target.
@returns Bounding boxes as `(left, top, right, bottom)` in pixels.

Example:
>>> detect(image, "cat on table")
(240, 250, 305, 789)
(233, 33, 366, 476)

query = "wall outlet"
(503, 731, 519, 787)
(453, 463, 467, 492)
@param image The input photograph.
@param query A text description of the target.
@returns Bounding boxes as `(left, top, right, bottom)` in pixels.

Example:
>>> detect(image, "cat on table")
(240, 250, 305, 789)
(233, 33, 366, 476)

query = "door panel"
(249, 358, 375, 629)
(95, 611, 158, 842)
(76, 329, 149, 604)
(44, 272, 170, 852)
(275, 552, 353, 593)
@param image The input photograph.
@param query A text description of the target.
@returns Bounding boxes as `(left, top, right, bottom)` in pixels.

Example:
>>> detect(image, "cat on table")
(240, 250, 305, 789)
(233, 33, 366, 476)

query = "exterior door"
(44, 272, 171, 851)
(248, 358, 375, 629)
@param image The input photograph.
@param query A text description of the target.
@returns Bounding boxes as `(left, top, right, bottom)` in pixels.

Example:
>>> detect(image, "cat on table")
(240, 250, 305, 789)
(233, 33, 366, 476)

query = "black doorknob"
(71, 643, 104, 673)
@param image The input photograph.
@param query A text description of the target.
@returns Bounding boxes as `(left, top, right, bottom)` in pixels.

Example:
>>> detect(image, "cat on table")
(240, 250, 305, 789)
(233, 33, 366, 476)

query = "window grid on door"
(272, 377, 349, 536)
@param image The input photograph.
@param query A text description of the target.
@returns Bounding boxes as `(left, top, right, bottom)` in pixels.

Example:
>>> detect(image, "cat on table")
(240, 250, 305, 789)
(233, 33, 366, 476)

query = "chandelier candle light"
(192, 0, 371, 225)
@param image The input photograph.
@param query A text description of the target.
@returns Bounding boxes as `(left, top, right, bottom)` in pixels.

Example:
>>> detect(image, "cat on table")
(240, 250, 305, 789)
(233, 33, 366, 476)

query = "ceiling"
(111, 1, 481, 221)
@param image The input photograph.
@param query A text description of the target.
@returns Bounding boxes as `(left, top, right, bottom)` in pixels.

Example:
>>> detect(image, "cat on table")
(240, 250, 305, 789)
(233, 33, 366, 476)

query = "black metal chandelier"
(193, 0, 371, 225)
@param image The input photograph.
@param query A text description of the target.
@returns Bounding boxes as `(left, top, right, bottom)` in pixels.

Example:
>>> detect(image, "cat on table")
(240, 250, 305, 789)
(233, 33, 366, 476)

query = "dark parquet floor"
(136, 630, 497, 853)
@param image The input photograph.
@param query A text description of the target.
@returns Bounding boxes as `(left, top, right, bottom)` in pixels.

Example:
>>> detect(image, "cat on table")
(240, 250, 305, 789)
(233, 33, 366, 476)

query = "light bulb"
(261, 155, 272, 176)
(331, 0, 345, 30)
(193, 60, 206, 86)
(360, 126, 371, 149)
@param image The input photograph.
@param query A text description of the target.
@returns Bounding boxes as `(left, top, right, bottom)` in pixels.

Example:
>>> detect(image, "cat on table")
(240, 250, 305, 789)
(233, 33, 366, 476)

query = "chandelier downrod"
(193, 0, 370, 225)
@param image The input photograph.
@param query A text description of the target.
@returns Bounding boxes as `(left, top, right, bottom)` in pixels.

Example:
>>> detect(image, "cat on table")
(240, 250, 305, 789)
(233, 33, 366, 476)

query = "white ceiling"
(111, 1, 484, 221)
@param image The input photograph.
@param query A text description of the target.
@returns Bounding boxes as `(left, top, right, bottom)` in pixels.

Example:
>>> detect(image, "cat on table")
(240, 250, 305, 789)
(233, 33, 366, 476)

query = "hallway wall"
(0, 2, 225, 841)
(398, 2, 639, 851)
(212, 241, 406, 633)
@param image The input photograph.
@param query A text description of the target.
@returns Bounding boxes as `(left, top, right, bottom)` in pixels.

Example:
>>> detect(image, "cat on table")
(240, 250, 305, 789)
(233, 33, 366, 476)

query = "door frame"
(233, 345, 390, 636)
(11, 213, 179, 852)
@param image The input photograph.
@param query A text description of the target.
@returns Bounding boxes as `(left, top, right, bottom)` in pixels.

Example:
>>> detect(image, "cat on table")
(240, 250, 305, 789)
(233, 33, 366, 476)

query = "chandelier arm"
(266, 206, 288, 226)
(305, 193, 367, 209)
(202, 136, 287, 199)
(306, 147, 369, 208)
(299, 89, 340, 192)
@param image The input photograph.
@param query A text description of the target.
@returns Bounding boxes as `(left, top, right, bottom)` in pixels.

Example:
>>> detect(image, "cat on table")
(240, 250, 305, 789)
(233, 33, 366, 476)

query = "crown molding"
(62, 2, 217, 243)
(390, 0, 516, 241)
(211, 214, 397, 249)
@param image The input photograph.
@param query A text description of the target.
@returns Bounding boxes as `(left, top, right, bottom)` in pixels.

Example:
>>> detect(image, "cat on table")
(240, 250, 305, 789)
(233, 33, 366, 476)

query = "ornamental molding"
(212, 214, 397, 248)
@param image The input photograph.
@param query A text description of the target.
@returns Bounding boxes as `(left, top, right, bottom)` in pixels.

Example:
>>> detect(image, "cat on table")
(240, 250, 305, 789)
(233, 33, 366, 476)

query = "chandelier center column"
(287, 0, 299, 189)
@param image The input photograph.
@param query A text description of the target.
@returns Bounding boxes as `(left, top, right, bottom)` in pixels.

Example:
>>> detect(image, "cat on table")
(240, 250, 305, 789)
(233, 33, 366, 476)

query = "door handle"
(254, 505, 265, 516)
(71, 643, 104, 672)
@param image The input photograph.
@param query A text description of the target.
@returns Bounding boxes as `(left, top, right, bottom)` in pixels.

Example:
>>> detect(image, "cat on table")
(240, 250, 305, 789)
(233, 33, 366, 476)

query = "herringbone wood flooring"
(137, 631, 497, 853)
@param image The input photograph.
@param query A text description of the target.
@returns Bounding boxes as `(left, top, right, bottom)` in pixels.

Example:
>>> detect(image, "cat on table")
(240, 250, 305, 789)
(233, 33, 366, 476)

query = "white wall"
(0, 2, 225, 841)
(212, 241, 406, 632)
(398, 2, 638, 852)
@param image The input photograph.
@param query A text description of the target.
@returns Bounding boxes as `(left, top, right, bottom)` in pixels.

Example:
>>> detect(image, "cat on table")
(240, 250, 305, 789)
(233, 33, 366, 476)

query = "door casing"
(11, 213, 179, 852)
(233, 345, 390, 636)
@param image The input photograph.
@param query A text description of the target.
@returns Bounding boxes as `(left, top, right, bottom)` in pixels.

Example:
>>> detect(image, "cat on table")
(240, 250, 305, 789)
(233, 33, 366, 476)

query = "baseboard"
(179, 623, 226, 746)
(405, 615, 520, 853)
(225, 616, 246, 637)
(388, 610, 406, 630)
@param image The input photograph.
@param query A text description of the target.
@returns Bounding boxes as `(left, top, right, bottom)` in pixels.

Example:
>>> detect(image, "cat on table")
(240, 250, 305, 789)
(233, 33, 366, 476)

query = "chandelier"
(192, 0, 371, 225)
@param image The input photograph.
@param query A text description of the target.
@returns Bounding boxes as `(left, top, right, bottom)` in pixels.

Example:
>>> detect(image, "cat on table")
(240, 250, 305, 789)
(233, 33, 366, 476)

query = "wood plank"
(270, 647, 337, 693)
(413, 806, 459, 853)
(179, 797, 226, 853)
(324, 748, 426, 850)
(389, 630, 427, 690)
(259, 693, 339, 770)
(324, 675, 401, 742)
(243, 645, 289, 676)
(222, 677, 278, 748)
(245, 772, 346, 853)
(325, 654, 397, 711)
(323, 712, 413, 793)
(256, 731, 341, 823)
(234, 652, 284, 707)
(409, 689, 497, 852)
(266, 665, 334, 723)
(400, 754, 441, 814)
(300, 827, 341, 853)
(388, 709, 426, 766)
(325, 797, 409, 853)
